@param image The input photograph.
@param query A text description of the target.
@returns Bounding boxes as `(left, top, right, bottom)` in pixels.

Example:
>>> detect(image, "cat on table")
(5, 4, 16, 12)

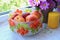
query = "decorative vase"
(41, 8, 53, 23)
(56, 2, 60, 12)
(57, 2, 60, 23)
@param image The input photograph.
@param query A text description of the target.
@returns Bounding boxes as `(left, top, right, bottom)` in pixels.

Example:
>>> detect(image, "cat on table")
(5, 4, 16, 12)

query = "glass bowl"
(8, 7, 43, 36)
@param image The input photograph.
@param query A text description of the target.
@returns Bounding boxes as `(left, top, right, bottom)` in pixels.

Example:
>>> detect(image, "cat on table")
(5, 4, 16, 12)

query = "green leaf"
(17, 24, 21, 29)
(21, 24, 29, 29)
(10, 27, 14, 32)
(31, 28, 39, 34)
(35, 7, 40, 11)
(31, 28, 36, 34)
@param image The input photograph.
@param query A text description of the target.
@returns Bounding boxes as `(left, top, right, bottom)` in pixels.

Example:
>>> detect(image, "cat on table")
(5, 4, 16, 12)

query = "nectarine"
(12, 13, 18, 20)
(15, 9, 22, 15)
(30, 20, 40, 29)
(14, 15, 25, 22)
(26, 15, 38, 22)
(8, 19, 15, 27)
(22, 13, 30, 19)
(32, 10, 41, 19)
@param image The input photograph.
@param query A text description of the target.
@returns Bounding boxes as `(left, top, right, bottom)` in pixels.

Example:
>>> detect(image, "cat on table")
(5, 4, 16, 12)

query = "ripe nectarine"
(8, 19, 15, 27)
(15, 9, 22, 15)
(26, 15, 38, 22)
(22, 13, 30, 19)
(32, 10, 41, 19)
(14, 15, 25, 22)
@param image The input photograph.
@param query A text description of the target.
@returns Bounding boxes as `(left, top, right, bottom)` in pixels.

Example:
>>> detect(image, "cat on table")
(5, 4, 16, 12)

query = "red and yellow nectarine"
(14, 15, 25, 22)
(32, 10, 41, 19)
(26, 15, 38, 22)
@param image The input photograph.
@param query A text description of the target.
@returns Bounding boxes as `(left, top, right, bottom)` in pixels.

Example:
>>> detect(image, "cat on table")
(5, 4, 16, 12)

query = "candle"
(48, 12, 59, 29)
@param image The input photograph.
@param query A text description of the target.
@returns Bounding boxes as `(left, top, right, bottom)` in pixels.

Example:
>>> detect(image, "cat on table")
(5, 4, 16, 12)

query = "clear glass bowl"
(8, 7, 43, 36)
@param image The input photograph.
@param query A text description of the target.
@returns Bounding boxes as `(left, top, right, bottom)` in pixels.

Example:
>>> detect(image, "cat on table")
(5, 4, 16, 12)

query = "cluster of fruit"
(8, 9, 42, 36)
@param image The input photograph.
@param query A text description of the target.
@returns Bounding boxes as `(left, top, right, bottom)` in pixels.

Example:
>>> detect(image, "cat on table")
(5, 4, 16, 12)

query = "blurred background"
(0, 0, 29, 12)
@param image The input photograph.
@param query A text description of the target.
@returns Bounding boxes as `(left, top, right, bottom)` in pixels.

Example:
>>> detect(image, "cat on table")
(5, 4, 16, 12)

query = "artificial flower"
(34, 0, 40, 6)
(29, 0, 35, 6)
(47, 0, 56, 9)
(29, 0, 56, 10)
(40, 1, 49, 10)
(40, 0, 46, 1)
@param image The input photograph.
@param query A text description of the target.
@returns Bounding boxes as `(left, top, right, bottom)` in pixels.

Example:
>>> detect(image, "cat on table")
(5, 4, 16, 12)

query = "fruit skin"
(22, 13, 30, 19)
(22, 13, 30, 21)
(15, 9, 22, 15)
(12, 13, 18, 20)
(8, 19, 15, 27)
(14, 15, 25, 22)
(17, 27, 28, 35)
(26, 15, 38, 22)
(32, 10, 42, 19)
(30, 20, 40, 29)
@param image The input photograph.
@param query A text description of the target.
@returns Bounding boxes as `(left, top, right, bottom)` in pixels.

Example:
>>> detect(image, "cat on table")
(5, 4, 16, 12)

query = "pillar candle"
(48, 12, 59, 29)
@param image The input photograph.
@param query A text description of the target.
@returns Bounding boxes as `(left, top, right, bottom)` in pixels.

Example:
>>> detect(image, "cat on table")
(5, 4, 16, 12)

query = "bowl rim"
(0, 10, 11, 15)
